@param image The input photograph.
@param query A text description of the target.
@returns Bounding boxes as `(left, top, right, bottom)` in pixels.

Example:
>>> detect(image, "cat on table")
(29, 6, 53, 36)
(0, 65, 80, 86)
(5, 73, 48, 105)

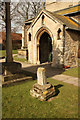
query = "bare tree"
(0, 2, 6, 31)
(30, 1, 43, 18)
(0, 0, 45, 33)
(11, 1, 31, 32)
(0, 1, 30, 32)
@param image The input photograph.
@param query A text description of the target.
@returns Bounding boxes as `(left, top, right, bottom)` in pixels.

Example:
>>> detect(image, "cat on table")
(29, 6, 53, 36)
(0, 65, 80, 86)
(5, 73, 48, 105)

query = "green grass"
(12, 50, 18, 54)
(2, 78, 78, 118)
(0, 50, 28, 63)
(0, 50, 18, 57)
(13, 55, 28, 62)
(62, 67, 80, 78)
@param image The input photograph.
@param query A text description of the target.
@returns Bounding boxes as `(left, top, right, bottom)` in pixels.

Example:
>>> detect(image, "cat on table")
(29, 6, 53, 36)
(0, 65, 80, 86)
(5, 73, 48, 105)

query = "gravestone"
(30, 67, 56, 101)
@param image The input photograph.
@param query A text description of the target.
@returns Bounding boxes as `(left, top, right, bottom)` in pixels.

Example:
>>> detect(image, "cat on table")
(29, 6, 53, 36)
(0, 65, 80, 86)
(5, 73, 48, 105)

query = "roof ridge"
(54, 4, 80, 13)
(45, 9, 80, 31)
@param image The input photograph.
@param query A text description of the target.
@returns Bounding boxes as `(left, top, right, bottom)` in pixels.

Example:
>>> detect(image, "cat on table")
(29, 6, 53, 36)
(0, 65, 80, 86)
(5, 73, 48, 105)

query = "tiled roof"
(25, 17, 34, 23)
(46, 10, 80, 31)
(54, 4, 80, 15)
(0, 32, 22, 44)
(24, 6, 80, 31)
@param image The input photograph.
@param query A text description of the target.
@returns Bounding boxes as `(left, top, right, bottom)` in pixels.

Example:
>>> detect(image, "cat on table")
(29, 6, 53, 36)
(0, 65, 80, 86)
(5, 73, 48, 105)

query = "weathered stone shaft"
(5, 2, 13, 62)
(37, 67, 47, 85)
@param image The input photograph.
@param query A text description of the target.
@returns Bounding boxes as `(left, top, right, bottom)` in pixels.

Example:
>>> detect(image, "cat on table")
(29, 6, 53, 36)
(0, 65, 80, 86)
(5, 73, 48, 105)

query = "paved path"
(0, 58, 79, 87)
(52, 74, 79, 86)
(17, 61, 79, 87)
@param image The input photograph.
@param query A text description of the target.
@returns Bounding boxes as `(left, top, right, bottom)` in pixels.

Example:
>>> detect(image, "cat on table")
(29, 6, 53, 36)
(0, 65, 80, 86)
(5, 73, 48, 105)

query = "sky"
(46, 0, 80, 2)
(1, 0, 80, 2)
(1, 0, 79, 33)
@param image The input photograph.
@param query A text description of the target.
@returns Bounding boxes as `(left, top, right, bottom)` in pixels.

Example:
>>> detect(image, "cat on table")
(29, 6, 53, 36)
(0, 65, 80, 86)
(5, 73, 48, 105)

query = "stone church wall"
(27, 27, 33, 63)
(24, 9, 80, 68)
(31, 13, 64, 65)
(64, 30, 79, 67)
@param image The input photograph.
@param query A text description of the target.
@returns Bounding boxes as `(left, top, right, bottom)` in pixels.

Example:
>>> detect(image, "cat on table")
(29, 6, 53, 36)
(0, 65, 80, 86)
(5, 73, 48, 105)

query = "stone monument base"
(2, 62, 22, 76)
(30, 83, 56, 101)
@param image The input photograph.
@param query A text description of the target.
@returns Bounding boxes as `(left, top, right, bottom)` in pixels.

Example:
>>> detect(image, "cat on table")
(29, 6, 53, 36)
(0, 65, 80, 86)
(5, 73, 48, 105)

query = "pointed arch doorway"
(37, 30, 53, 64)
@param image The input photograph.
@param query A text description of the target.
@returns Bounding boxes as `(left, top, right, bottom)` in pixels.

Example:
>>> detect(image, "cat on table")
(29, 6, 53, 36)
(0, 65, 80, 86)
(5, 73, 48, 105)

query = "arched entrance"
(39, 32, 52, 64)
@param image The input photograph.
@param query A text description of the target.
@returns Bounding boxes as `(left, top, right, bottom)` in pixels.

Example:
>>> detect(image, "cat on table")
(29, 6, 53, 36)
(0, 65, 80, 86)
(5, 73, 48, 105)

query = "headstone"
(30, 67, 56, 101)
(37, 67, 47, 85)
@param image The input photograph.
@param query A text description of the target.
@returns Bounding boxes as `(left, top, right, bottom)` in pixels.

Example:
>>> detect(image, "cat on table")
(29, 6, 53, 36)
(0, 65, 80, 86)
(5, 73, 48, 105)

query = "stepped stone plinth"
(1, 62, 32, 86)
(30, 67, 56, 101)
(2, 71, 32, 87)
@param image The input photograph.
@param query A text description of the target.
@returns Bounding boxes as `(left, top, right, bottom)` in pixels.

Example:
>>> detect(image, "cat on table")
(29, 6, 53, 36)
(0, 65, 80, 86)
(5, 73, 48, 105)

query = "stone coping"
(2, 76, 32, 87)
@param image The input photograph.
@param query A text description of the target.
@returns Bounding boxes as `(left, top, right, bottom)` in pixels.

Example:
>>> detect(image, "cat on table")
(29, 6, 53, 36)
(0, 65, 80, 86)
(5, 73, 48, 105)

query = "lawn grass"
(62, 67, 80, 78)
(0, 50, 18, 57)
(2, 78, 78, 118)
(12, 50, 18, 55)
(13, 55, 28, 62)
(0, 50, 29, 63)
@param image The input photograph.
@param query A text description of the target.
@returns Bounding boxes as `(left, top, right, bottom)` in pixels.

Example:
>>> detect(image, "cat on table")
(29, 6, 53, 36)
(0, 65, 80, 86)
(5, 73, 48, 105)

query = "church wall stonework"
(22, 8, 79, 68)
(52, 25, 65, 68)
(30, 13, 64, 66)
(64, 30, 79, 67)
(32, 16, 42, 64)
(27, 27, 33, 63)
(28, 42, 33, 63)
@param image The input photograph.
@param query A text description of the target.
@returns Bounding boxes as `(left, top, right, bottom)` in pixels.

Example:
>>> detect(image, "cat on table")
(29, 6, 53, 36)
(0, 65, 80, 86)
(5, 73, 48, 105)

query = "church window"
(42, 15, 45, 24)
(57, 28, 61, 40)
(29, 33, 31, 41)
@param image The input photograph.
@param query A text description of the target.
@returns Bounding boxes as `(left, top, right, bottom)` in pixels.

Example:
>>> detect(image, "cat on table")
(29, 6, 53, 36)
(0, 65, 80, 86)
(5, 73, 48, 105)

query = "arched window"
(42, 15, 45, 25)
(29, 33, 31, 41)
(57, 28, 61, 40)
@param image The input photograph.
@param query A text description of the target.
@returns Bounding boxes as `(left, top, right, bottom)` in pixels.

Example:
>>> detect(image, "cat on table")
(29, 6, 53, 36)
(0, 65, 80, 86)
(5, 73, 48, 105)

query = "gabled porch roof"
(25, 8, 80, 31)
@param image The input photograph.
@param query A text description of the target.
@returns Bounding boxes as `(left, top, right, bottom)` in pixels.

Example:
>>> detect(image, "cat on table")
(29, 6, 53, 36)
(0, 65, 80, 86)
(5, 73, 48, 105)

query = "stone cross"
(37, 67, 47, 85)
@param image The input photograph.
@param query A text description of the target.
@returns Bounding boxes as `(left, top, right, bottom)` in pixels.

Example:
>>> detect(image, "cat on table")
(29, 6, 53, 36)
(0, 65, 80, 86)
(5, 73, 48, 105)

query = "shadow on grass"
(46, 84, 63, 101)
(47, 83, 63, 97)
(20, 70, 37, 80)
(54, 84, 64, 97)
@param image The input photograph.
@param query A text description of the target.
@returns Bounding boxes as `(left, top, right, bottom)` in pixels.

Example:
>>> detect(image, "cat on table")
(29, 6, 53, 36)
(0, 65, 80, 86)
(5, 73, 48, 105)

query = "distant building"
(0, 32, 22, 50)
(20, 2, 80, 68)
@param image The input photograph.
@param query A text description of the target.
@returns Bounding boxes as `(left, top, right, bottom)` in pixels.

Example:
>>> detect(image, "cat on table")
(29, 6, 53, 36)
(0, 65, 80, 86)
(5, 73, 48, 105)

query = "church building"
(19, 1, 80, 68)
